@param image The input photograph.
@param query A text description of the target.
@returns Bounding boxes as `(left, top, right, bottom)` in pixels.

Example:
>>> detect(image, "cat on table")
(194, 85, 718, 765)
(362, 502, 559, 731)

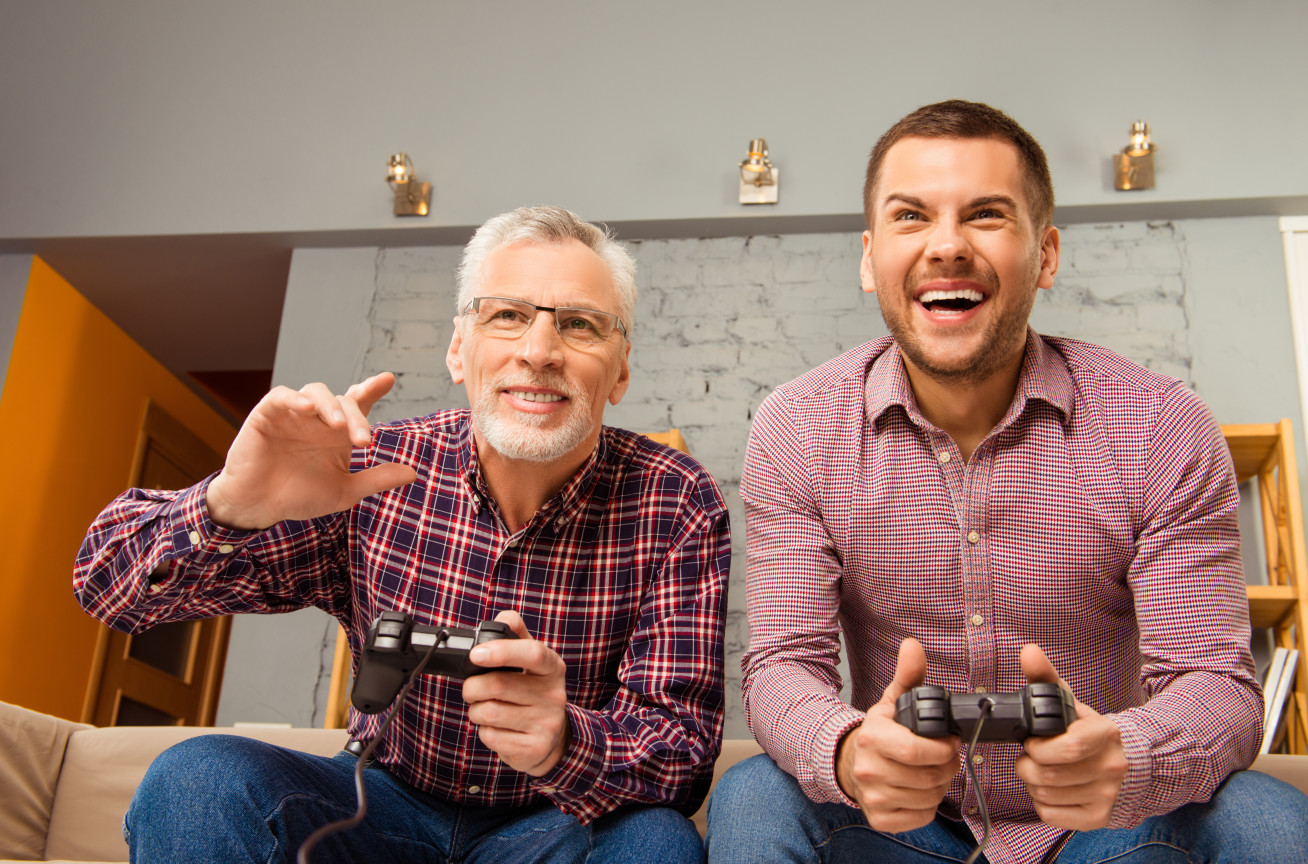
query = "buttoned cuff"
(807, 706, 868, 806)
(529, 704, 613, 823)
(143, 476, 261, 597)
(1105, 713, 1153, 829)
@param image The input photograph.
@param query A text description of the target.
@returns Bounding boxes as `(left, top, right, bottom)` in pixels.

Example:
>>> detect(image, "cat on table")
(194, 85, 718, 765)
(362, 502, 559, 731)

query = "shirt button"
(973, 686, 987, 694)
(188, 530, 201, 546)
(966, 530, 980, 544)
(937, 452, 951, 464)
(968, 806, 979, 816)
(467, 785, 481, 794)
(148, 583, 163, 594)
(218, 543, 234, 554)
(971, 613, 984, 626)
(506, 537, 519, 548)
(972, 754, 984, 765)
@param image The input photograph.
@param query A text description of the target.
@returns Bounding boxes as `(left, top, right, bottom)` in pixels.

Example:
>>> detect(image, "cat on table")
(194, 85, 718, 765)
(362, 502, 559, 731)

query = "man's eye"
(893, 211, 923, 222)
(972, 209, 1002, 220)
(493, 309, 527, 322)
(562, 316, 598, 332)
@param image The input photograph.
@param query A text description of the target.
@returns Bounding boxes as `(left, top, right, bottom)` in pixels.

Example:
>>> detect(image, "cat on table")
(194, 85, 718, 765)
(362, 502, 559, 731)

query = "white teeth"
(509, 390, 564, 403)
(919, 288, 984, 304)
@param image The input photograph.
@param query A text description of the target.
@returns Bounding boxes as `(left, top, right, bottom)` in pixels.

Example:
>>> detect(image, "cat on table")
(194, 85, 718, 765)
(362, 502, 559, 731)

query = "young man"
(707, 102, 1308, 863)
(74, 206, 729, 863)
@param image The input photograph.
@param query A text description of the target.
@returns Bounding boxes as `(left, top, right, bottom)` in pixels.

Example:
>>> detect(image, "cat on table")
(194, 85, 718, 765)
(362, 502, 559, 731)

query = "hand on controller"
(463, 611, 571, 778)
(1015, 643, 1127, 831)
(206, 373, 418, 530)
(836, 638, 960, 833)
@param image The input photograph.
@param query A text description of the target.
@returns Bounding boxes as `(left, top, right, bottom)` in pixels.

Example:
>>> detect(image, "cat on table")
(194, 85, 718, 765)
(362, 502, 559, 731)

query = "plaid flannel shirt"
(75, 411, 730, 823)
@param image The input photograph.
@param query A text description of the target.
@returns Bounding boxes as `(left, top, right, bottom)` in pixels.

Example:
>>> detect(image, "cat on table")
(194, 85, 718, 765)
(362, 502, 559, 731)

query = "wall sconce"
(738, 138, 779, 205)
(1112, 122, 1156, 191)
(386, 152, 431, 216)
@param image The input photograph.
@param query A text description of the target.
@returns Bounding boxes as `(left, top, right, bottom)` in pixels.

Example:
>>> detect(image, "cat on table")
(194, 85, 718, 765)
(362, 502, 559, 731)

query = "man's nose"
(515, 312, 565, 368)
(925, 218, 972, 263)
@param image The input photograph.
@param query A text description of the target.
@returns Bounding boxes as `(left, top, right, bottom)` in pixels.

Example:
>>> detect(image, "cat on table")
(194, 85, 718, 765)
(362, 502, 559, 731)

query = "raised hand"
(463, 611, 570, 777)
(836, 638, 960, 832)
(1015, 643, 1127, 830)
(205, 373, 418, 530)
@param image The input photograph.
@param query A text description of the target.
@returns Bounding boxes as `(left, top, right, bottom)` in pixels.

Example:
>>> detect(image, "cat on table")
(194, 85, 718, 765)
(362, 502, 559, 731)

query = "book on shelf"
(1261, 646, 1300, 754)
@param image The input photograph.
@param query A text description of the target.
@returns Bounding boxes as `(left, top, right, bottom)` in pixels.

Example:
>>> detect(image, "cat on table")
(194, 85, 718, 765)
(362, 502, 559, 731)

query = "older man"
(74, 206, 729, 863)
(706, 101, 1308, 863)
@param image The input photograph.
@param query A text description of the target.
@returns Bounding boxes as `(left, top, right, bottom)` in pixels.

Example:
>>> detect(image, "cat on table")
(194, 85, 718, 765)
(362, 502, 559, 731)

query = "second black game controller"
(895, 683, 1077, 742)
(350, 610, 519, 714)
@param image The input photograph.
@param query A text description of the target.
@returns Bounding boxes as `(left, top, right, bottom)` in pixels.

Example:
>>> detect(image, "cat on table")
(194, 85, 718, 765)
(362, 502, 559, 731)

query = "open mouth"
(506, 389, 565, 403)
(918, 287, 985, 314)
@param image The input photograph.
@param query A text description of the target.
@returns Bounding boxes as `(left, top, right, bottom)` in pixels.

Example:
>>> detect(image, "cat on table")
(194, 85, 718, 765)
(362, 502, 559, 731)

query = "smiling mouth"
(506, 389, 565, 403)
(919, 287, 985, 314)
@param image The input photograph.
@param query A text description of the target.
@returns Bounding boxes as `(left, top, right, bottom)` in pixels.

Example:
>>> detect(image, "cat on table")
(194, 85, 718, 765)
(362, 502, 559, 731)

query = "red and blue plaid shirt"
(741, 331, 1262, 864)
(75, 410, 730, 823)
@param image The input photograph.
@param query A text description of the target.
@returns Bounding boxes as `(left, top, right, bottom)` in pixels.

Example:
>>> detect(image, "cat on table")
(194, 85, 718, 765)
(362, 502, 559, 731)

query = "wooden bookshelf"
(1223, 420, 1308, 754)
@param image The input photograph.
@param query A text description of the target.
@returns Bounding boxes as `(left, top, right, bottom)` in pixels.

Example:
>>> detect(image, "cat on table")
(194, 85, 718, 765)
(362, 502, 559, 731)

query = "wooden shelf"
(1223, 420, 1308, 754)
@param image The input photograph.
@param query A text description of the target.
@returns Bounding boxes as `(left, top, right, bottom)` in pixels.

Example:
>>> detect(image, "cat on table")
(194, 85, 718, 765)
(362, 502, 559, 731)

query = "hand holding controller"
(351, 610, 519, 714)
(895, 683, 1077, 742)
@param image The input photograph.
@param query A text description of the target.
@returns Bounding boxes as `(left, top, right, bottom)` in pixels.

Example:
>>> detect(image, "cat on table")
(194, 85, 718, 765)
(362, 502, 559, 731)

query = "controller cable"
(962, 698, 995, 864)
(295, 631, 446, 864)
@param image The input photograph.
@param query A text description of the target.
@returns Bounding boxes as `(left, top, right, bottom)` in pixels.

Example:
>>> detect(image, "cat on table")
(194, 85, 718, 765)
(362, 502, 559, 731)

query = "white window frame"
(1281, 216, 1308, 444)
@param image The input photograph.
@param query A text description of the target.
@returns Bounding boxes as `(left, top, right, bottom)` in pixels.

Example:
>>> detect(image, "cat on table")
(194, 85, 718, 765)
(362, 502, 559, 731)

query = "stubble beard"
(473, 372, 596, 463)
(877, 263, 1037, 388)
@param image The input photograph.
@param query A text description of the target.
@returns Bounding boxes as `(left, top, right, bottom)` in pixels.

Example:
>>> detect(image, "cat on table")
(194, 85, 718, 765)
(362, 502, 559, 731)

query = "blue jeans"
(705, 754, 1308, 863)
(126, 734, 704, 863)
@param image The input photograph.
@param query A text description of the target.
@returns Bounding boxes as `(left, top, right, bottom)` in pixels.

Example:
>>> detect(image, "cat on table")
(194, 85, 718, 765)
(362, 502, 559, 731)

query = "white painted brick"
(1130, 243, 1185, 272)
(1136, 302, 1189, 332)
(702, 256, 774, 287)
(391, 321, 446, 349)
(728, 316, 780, 342)
(682, 318, 733, 345)
(1071, 244, 1131, 274)
(1082, 272, 1172, 303)
(372, 297, 441, 324)
(774, 255, 823, 284)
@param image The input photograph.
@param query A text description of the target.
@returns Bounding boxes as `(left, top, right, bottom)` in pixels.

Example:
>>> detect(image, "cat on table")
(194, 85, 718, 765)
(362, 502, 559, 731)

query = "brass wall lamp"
(1113, 122, 1156, 191)
(738, 138, 779, 204)
(387, 152, 432, 216)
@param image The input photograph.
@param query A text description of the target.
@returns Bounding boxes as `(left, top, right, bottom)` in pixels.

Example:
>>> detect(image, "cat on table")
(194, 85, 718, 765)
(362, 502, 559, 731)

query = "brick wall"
(365, 221, 1193, 736)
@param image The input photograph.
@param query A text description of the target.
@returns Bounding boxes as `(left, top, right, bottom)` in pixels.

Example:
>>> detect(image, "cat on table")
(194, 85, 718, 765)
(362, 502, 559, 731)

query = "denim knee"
(128, 735, 280, 841)
(589, 805, 703, 864)
(1195, 768, 1308, 859)
(706, 754, 825, 864)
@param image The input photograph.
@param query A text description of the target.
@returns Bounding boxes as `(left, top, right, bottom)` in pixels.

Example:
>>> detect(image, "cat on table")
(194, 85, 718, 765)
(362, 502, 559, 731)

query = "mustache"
(486, 371, 581, 400)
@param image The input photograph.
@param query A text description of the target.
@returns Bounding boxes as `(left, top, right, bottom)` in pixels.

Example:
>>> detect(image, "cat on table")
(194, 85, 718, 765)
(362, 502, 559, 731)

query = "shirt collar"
(865, 329, 1074, 432)
(456, 413, 608, 530)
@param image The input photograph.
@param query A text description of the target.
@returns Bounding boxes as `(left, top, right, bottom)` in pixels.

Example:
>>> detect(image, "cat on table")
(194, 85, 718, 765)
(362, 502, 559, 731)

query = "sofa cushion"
(0, 702, 92, 861)
(44, 725, 348, 862)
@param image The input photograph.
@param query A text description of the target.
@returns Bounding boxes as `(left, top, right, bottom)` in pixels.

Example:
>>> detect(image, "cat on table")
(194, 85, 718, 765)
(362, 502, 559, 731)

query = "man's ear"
(607, 340, 631, 406)
(1037, 225, 1060, 290)
(446, 319, 465, 384)
(859, 230, 876, 294)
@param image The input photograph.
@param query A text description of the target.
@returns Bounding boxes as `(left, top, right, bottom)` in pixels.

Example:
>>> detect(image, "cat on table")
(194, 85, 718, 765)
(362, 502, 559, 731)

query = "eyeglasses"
(463, 297, 629, 345)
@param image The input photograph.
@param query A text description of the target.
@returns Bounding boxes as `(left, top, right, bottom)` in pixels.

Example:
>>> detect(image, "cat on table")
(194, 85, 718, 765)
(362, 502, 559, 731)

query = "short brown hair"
(863, 100, 1054, 229)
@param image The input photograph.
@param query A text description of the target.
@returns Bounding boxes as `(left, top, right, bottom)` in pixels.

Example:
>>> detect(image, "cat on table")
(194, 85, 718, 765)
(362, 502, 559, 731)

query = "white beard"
(473, 373, 596, 462)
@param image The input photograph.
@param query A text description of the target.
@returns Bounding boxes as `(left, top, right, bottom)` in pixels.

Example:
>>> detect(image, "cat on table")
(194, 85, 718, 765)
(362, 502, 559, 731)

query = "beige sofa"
(3, 700, 1305, 863)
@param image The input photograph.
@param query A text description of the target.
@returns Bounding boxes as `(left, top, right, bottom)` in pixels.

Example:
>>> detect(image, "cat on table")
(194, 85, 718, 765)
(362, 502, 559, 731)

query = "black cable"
(963, 699, 995, 864)
(295, 631, 445, 864)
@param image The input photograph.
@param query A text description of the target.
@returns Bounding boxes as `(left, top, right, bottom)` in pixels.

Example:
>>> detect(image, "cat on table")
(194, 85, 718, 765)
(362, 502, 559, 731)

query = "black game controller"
(895, 683, 1077, 742)
(350, 610, 519, 714)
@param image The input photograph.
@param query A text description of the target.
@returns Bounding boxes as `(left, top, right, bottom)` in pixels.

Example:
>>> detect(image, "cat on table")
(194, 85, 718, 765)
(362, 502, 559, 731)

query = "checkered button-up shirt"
(741, 331, 1262, 863)
(75, 411, 730, 823)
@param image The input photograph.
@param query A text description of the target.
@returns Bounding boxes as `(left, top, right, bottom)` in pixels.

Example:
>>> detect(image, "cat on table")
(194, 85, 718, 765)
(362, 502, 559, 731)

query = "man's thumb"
(1020, 643, 1066, 687)
(880, 637, 928, 705)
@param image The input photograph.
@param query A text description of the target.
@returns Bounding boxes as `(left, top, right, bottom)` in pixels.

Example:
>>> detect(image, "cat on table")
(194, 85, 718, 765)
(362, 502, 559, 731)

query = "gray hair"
(456, 206, 638, 335)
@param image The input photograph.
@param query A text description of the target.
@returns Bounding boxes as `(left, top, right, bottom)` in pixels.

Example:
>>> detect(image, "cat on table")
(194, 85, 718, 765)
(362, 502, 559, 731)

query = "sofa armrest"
(44, 725, 349, 863)
(0, 701, 92, 860)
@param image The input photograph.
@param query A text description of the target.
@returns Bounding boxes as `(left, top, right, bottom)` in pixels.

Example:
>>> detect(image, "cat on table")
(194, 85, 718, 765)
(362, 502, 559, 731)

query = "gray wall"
(0, 255, 33, 401)
(2, 1, 1307, 242)
(217, 216, 1300, 732)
